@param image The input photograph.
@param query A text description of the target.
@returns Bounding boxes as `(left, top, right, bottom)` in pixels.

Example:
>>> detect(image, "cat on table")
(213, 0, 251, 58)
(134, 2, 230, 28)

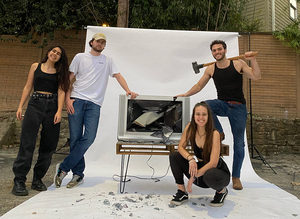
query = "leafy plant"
(0, 0, 262, 46)
(0, 0, 118, 46)
(273, 20, 300, 54)
(128, 0, 261, 32)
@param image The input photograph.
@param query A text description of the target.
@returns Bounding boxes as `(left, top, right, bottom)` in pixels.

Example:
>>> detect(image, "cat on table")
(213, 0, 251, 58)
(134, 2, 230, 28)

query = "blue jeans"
(206, 99, 247, 178)
(60, 98, 100, 177)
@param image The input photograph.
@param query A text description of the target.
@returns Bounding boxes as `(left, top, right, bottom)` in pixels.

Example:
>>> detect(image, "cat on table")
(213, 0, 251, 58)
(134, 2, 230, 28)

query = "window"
(290, 0, 297, 19)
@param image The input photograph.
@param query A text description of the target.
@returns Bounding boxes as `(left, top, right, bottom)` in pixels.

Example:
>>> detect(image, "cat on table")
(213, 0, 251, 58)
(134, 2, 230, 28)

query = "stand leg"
(250, 143, 277, 174)
(120, 154, 131, 193)
(248, 75, 276, 174)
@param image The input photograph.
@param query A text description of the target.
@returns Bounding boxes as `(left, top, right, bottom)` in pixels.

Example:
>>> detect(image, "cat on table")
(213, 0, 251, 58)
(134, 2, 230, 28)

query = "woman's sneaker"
(54, 163, 67, 188)
(31, 178, 47, 191)
(170, 189, 189, 206)
(66, 175, 84, 188)
(209, 187, 228, 207)
(12, 180, 28, 196)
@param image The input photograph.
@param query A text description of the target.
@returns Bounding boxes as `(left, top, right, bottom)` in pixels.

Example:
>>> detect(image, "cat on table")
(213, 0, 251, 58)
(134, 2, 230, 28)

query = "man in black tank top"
(176, 40, 261, 190)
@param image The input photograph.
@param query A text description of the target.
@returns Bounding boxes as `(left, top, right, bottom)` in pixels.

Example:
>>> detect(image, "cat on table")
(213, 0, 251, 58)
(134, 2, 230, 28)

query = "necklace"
(197, 131, 206, 138)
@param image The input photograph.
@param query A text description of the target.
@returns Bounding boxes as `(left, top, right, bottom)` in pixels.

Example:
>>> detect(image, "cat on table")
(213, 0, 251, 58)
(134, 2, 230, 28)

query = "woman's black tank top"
(33, 63, 59, 94)
(194, 145, 203, 160)
(193, 144, 230, 173)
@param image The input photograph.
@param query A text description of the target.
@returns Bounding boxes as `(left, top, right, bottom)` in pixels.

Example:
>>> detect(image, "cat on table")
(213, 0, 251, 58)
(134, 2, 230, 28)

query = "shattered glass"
(126, 99, 182, 143)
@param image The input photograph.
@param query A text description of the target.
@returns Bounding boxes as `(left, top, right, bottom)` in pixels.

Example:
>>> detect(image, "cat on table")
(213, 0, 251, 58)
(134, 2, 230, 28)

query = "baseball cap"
(92, 33, 106, 41)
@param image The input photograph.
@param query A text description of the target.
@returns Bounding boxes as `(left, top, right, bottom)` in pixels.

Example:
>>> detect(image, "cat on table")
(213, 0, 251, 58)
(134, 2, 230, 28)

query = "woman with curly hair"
(169, 101, 230, 207)
(12, 46, 70, 196)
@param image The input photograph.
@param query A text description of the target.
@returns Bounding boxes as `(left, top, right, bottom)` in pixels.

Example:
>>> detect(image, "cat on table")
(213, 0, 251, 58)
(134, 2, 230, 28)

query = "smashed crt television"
(117, 95, 190, 144)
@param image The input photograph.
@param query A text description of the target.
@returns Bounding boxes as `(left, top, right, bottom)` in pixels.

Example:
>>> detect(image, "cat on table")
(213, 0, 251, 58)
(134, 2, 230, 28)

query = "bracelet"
(188, 157, 195, 161)
(186, 155, 192, 160)
(188, 158, 196, 163)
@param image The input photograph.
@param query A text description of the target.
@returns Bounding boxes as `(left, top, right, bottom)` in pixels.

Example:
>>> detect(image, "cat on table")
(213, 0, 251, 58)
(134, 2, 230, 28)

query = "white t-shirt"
(69, 52, 119, 106)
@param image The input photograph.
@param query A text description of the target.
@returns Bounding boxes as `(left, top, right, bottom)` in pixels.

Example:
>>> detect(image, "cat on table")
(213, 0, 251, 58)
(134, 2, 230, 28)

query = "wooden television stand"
(116, 140, 229, 193)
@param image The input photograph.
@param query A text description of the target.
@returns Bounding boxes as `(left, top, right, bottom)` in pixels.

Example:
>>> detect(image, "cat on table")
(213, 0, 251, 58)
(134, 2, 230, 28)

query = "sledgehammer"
(192, 51, 258, 74)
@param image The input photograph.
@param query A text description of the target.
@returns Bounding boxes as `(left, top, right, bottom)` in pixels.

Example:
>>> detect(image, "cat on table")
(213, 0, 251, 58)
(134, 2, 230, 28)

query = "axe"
(192, 51, 258, 74)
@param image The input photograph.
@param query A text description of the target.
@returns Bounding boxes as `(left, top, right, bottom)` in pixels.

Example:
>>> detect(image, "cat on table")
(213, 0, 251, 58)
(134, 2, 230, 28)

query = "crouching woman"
(169, 101, 230, 207)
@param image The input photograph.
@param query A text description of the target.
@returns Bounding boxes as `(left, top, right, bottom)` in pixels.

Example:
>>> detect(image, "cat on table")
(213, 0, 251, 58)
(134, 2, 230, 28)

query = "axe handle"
(203, 51, 258, 67)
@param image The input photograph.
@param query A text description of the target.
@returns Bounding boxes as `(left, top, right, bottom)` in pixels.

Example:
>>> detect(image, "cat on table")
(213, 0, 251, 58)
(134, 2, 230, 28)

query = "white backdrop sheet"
(1, 27, 299, 219)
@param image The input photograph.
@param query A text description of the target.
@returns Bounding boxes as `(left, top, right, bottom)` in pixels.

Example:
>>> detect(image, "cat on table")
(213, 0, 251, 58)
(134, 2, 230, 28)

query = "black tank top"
(194, 146, 203, 160)
(194, 144, 230, 173)
(33, 63, 59, 94)
(212, 60, 245, 104)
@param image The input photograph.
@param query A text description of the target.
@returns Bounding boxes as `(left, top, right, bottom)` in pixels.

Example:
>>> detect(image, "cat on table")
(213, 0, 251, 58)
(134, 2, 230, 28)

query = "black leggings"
(169, 152, 230, 192)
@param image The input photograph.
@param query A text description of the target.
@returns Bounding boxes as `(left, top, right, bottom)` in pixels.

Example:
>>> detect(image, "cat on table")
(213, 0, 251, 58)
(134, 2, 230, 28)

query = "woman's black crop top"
(33, 63, 59, 94)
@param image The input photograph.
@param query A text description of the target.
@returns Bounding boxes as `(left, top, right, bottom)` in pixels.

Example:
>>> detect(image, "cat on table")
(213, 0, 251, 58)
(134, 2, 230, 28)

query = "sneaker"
(12, 180, 28, 196)
(31, 178, 47, 191)
(170, 189, 189, 206)
(66, 175, 84, 188)
(54, 163, 67, 188)
(209, 187, 228, 207)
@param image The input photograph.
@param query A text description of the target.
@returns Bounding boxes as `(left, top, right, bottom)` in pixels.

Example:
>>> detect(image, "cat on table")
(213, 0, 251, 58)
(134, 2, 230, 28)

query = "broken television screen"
(126, 99, 182, 134)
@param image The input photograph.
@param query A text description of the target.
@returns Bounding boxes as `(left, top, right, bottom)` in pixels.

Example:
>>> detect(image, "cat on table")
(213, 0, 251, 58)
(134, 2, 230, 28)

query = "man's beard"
(213, 52, 225, 61)
(92, 45, 104, 53)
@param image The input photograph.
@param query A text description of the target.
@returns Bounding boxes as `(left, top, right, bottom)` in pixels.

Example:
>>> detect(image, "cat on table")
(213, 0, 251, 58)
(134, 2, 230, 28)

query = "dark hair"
(210, 40, 227, 51)
(42, 46, 70, 92)
(185, 101, 219, 163)
(89, 39, 93, 47)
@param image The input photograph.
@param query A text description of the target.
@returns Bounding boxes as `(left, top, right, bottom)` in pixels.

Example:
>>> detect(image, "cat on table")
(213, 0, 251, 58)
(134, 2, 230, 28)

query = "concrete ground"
(0, 144, 69, 216)
(0, 143, 299, 217)
(251, 152, 300, 199)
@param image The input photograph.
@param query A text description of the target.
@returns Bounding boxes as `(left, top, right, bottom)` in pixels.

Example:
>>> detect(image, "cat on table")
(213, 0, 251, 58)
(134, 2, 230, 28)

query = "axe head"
(192, 62, 203, 74)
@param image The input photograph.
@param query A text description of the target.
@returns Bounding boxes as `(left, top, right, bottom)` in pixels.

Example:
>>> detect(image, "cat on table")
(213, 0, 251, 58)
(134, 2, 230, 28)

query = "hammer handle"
(203, 51, 258, 67)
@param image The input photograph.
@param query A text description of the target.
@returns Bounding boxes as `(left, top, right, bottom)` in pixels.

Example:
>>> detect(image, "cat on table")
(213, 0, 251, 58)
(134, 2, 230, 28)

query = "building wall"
(275, 0, 295, 30)
(244, 0, 300, 32)
(0, 30, 299, 119)
(244, 0, 270, 31)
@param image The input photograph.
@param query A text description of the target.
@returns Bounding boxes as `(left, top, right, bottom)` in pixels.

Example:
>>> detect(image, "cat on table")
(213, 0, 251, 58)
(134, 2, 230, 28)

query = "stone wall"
(246, 115, 300, 155)
(2, 110, 300, 155)
(0, 112, 69, 150)
(0, 113, 16, 147)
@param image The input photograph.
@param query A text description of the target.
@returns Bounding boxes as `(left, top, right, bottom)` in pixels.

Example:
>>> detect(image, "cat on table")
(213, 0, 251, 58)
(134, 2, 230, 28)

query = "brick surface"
(0, 31, 299, 118)
(0, 30, 85, 112)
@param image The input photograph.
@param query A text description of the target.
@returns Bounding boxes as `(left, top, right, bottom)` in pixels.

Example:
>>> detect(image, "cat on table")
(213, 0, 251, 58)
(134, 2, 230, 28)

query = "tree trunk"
(215, 0, 222, 31)
(206, 0, 211, 31)
(117, 0, 130, 27)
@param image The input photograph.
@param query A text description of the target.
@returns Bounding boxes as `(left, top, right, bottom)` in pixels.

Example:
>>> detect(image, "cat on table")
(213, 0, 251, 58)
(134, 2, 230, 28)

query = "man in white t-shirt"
(54, 33, 138, 188)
